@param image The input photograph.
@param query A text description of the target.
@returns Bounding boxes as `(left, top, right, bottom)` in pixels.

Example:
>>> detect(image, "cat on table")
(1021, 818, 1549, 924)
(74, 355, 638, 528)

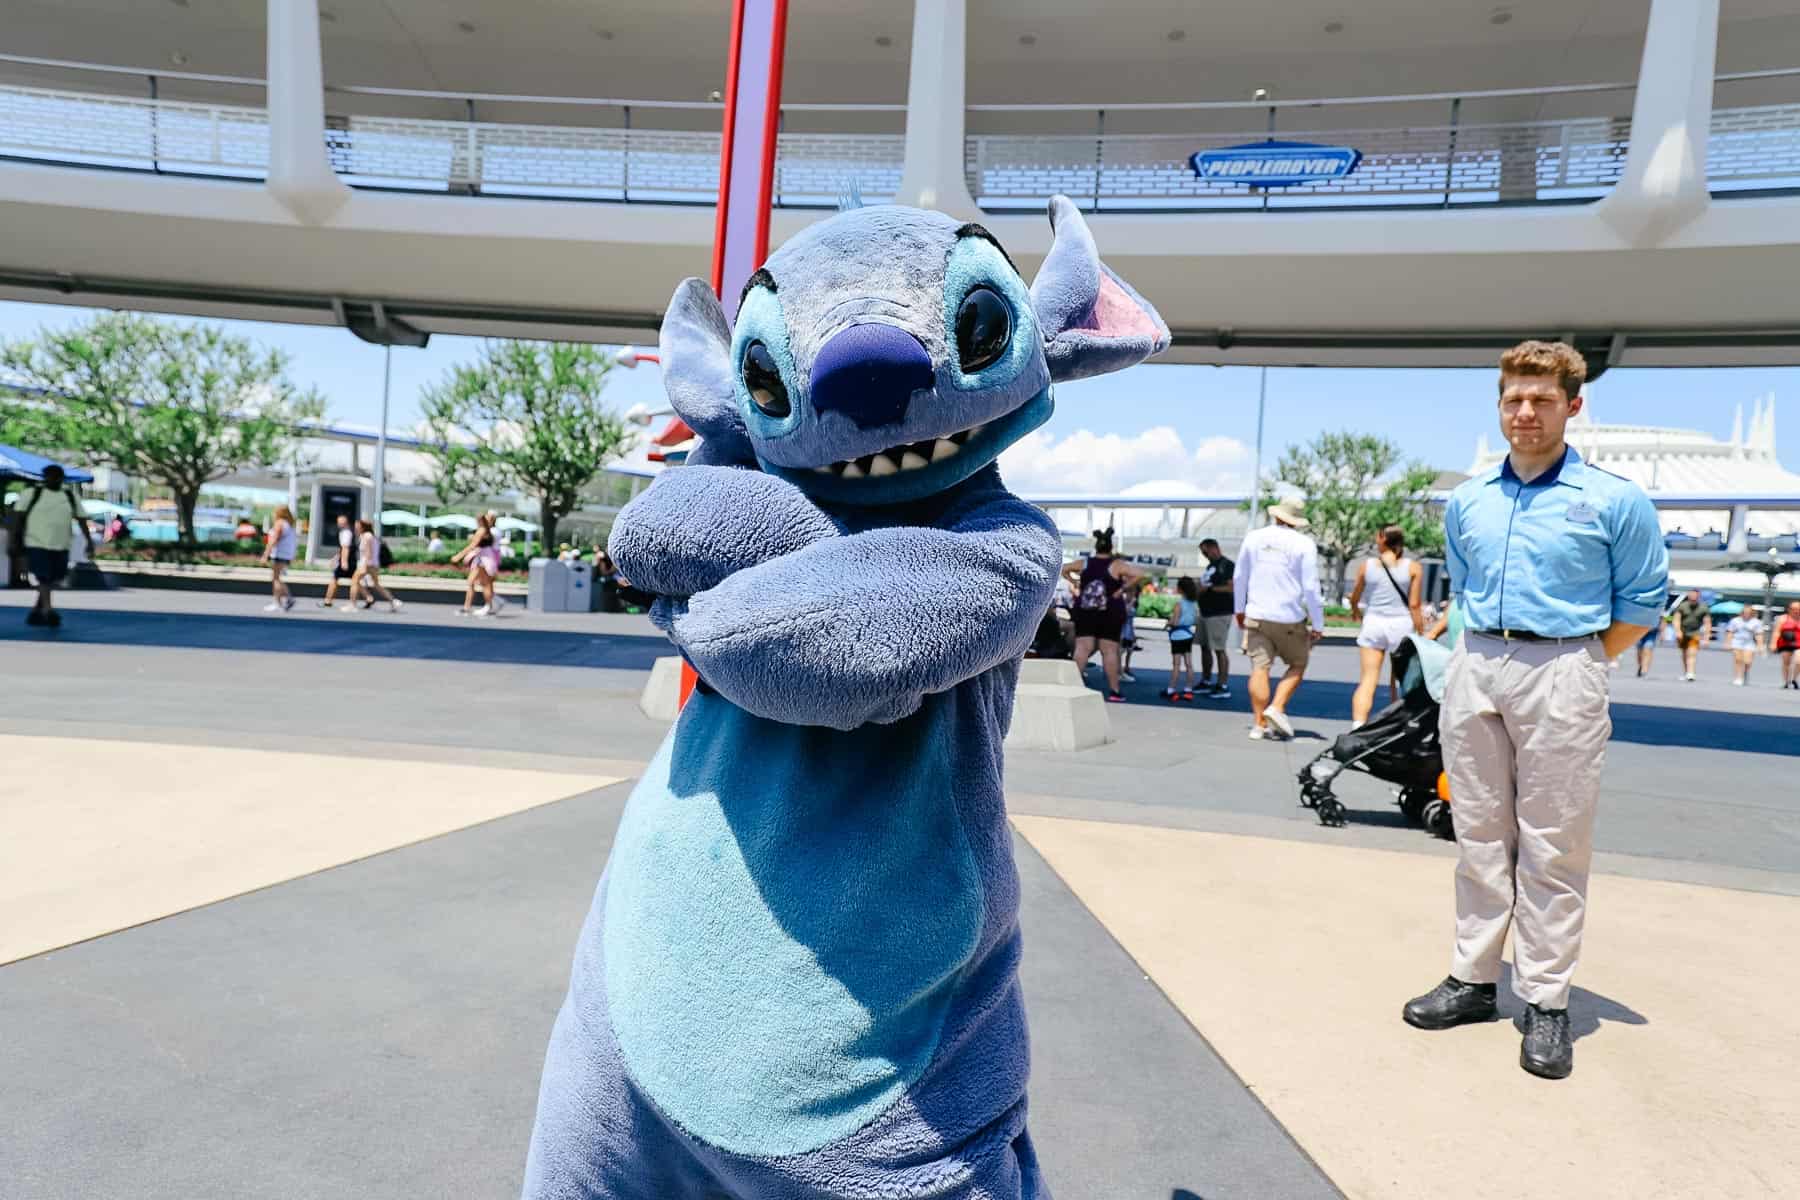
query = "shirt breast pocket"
(1545, 517, 1612, 589)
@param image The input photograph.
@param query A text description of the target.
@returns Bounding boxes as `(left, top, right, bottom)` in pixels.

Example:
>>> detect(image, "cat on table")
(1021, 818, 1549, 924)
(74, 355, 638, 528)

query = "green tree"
(1, 313, 323, 543)
(1269, 431, 1441, 600)
(419, 341, 633, 547)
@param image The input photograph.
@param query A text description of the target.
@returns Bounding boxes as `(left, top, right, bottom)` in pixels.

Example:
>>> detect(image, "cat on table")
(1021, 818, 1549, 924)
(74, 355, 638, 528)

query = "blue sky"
(3, 299, 1796, 494)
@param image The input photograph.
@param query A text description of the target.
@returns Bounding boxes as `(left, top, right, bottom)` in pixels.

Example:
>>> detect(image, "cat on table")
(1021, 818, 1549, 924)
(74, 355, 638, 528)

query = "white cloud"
(999, 426, 1255, 496)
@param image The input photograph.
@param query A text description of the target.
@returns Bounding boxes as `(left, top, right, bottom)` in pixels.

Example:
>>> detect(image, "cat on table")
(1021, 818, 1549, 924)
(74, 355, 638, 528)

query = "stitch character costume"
(524, 196, 1168, 1199)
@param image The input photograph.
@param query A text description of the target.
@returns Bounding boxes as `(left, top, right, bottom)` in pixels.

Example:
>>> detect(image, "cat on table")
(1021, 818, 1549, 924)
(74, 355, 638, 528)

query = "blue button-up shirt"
(1444, 447, 1669, 638)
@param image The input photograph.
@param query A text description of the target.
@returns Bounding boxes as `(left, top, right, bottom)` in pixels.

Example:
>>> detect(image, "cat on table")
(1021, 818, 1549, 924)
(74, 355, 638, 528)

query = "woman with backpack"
(347, 518, 403, 614)
(13, 464, 94, 628)
(1060, 528, 1142, 704)
(1348, 524, 1425, 726)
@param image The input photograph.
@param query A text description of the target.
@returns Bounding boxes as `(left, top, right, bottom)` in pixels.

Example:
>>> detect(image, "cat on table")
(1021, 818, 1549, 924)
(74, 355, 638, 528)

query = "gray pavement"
(1, 780, 1339, 1200)
(4, 586, 1797, 1198)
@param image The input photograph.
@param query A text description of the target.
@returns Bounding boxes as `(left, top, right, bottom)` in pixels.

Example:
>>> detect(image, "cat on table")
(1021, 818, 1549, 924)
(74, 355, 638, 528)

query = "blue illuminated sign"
(1189, 140, 1362, 187)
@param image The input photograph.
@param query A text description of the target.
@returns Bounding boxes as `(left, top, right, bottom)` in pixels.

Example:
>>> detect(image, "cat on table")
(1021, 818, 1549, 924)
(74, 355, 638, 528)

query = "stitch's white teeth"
(838, 461, 865, 479)
(868, 454, 899, 477)
(815, 466, 834, 474)
(899, 450, 930, 471)
(964, 422, 986, 441)
(932, 438, 960, 462)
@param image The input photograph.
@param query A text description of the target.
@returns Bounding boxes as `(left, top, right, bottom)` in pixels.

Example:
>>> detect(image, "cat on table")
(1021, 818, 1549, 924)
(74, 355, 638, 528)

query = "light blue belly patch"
(601, 690, 984, 1157)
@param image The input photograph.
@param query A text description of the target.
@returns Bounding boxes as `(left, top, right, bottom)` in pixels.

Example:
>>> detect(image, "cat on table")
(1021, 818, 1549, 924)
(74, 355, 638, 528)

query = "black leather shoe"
(1402, 976, 1498, 1030)
(1517, 1003, 1573, 1079)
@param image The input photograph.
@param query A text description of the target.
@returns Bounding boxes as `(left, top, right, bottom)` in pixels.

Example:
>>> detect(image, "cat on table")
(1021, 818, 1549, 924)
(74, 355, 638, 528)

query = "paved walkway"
(3, 589, 1796, 1198)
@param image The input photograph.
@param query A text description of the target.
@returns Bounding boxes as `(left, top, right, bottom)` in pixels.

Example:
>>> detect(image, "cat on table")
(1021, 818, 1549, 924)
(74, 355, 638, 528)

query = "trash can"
(528, 557, 570, 612)
(565, 561, 592, 612)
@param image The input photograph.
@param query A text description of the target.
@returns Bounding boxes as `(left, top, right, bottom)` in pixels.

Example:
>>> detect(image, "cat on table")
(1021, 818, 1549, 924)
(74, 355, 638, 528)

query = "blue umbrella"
(0, 443, 94, 484)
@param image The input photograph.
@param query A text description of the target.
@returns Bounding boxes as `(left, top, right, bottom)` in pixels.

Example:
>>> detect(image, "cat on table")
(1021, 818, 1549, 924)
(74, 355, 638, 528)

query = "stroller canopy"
(1394, 634, 1453, 704)
(0, 444, 94, 485)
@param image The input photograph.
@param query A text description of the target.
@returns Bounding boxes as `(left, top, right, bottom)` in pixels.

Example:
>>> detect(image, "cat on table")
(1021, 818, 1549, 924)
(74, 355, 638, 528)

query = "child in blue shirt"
(1164, 576, 1200, 701)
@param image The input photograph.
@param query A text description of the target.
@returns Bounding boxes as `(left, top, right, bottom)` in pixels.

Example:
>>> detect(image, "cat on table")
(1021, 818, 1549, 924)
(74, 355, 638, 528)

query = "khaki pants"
(1440, 633, 1611, 1010)
(1244, 617, 1311, 671)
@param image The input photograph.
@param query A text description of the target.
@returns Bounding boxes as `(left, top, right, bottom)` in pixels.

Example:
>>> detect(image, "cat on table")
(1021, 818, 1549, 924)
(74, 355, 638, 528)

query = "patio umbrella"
(429, 514, 479, 530)
(494, 516, 541, 533)
(0, 443, 94, 484)
(1708, 600, 1745, 617)
(81, 498, 137, 519)
(379, 509, 426, 527)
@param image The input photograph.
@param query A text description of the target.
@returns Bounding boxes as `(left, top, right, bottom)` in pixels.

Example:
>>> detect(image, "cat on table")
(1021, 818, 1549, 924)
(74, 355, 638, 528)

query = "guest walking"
(1348, 524, 1425, 725)
(1774, 601, 1800, 690)
(261, 505, 298, 612)
(1727, 609, 1766, 686)
(347, 519, 403, 614)
(1233, 500, 1324, 740)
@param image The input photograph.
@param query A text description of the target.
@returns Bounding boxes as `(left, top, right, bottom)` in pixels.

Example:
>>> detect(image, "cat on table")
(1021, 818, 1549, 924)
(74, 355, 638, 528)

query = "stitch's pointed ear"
(658, 278, 755, 465)
(1030, 195, 1171, 382)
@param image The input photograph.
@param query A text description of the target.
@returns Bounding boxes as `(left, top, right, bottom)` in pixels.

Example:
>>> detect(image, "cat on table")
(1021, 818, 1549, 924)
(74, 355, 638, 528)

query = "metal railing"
(966, 115, 1632, 210)
(1, 54, 1798, 211)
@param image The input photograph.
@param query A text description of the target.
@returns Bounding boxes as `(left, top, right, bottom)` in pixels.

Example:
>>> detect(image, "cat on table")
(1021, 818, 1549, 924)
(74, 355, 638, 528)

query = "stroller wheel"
(1427, 801, 1455, 840)
(1316, 798, 1346, 828)
(1420, 799, 1446, 835)
(1399, 788, 1429, 824)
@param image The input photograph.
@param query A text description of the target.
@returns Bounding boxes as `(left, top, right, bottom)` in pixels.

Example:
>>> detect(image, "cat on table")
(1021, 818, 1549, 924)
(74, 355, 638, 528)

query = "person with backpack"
(14, 464, 94, 628)
(347, 518, 403, 613)
(1060, 528, 1143, 703)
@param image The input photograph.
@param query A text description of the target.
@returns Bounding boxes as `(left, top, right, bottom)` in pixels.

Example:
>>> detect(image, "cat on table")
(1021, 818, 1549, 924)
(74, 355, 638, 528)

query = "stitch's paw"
(610, 467, 841, 597)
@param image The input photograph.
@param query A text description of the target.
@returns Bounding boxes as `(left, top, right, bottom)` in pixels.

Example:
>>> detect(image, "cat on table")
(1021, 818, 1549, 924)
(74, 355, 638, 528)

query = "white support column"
(1597, 0, 1719, 247)
(266, 0, 350, 224)
(1727, 503, 1751, 554)
(894, 0, 980, 218)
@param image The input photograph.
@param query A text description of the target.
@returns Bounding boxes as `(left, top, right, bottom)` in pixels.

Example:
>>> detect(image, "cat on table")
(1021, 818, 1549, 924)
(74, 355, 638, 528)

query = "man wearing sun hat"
(1233, 497, 1325, 740)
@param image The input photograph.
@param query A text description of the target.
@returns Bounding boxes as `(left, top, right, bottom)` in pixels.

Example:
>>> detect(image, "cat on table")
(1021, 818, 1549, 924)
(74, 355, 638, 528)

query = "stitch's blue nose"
(809, 323, 932, 430)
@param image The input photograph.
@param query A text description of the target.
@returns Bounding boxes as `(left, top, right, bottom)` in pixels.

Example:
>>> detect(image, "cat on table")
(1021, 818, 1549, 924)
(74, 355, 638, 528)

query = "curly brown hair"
(1499, 340, 1586, 400)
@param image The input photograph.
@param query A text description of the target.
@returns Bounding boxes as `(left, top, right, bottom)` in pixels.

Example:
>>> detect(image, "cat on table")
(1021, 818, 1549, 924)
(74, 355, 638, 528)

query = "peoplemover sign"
(1189, 140, 1362, 187)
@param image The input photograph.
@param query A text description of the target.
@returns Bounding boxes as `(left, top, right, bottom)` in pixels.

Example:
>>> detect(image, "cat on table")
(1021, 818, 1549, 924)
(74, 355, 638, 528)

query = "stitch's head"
(658, 195, 1169, 505)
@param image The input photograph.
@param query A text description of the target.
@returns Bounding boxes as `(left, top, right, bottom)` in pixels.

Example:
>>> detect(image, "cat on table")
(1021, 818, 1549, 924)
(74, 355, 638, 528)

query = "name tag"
(1566, 502, 1599, 525)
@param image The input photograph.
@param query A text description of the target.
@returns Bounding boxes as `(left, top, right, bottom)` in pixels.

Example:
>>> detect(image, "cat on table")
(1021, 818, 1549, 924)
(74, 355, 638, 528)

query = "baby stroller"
(1297, 635, 1454, 837)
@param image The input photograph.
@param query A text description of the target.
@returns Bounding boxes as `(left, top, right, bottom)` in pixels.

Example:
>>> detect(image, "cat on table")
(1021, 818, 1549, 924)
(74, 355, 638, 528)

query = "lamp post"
(373, 343, 391, 533)
(1725, 545, 1791, 624)
(1248, 365, 1269, 528)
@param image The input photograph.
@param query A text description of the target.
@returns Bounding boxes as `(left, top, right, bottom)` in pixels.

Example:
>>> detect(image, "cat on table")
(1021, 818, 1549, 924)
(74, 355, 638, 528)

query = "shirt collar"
(1497, 446, 1584, 490)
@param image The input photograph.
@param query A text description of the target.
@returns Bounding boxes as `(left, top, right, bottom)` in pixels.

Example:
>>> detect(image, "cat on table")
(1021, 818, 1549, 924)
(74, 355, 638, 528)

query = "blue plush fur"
(525, 197, 1168, 1200)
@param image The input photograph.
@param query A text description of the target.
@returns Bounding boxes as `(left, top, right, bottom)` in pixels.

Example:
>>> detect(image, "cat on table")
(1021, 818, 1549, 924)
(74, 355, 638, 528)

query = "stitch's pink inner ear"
(1083, 272, 1161, 340)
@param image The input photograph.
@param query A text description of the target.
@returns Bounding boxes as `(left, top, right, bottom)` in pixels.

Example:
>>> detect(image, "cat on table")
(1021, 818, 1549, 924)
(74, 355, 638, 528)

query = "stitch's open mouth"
(810, 420, 988, 479)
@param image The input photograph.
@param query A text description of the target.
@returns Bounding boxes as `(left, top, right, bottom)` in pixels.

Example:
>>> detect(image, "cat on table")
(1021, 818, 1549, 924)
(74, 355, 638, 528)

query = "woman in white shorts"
(1348, 524, 1424, 726)
(1727, 610, 1766, 686)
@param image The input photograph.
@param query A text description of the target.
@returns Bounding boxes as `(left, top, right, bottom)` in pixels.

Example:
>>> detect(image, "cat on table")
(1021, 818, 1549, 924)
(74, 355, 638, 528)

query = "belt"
(1470, 628, 1598, 644)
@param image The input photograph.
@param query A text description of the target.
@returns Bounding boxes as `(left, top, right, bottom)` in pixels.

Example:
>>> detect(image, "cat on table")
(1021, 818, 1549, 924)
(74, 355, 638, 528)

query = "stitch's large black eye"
(955, 286, 1011, 373)
(741, 341, 790, 418)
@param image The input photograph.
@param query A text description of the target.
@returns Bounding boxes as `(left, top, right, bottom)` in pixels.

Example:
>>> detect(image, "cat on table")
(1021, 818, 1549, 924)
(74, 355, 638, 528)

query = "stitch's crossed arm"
(607, 466, 842, 598)
(657, 494, 1061, 730)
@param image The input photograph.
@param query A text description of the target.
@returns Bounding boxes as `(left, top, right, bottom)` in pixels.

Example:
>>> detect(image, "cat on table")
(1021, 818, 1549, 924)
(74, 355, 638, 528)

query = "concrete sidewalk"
(3, 587, 1796, 1198)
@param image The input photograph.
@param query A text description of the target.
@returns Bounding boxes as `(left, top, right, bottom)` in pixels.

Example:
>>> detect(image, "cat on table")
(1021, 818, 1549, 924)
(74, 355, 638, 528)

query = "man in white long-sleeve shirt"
(1233, 499, 1325, 740)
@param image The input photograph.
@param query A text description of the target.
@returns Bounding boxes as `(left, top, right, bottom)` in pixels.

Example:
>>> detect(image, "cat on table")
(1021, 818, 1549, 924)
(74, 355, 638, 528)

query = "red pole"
(678, 0, 788, 709)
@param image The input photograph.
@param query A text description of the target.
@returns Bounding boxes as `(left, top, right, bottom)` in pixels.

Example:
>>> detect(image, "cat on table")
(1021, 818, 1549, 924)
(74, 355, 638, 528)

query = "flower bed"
(92, 545, 528, 582)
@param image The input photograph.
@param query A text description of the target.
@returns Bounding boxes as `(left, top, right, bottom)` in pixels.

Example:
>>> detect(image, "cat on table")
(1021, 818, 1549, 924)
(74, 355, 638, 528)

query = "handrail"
(0, 52, 902, 112)
(3, 49, 1798, 118)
